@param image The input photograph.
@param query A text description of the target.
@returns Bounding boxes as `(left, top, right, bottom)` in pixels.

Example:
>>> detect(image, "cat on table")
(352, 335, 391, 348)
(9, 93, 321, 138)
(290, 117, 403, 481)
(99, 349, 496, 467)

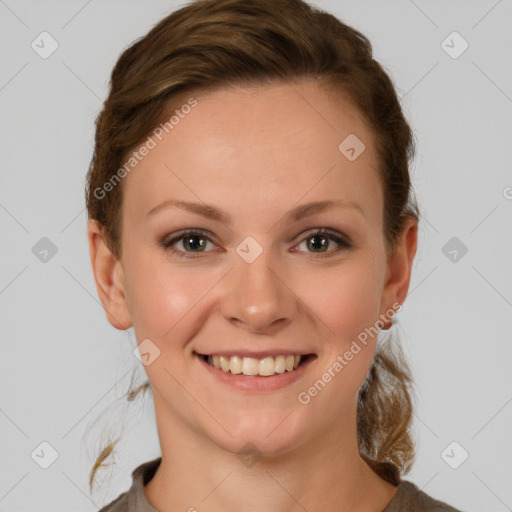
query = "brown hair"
(85, 0, 419, 493)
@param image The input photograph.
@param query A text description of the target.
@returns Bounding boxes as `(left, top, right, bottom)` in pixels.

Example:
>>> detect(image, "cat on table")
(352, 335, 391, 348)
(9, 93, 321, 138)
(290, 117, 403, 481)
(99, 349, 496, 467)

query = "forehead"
(122, 79, 382, 226)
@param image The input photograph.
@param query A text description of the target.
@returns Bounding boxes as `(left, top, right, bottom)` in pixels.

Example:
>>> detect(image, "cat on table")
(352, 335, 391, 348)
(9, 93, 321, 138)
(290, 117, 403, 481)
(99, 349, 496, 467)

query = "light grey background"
(1, 0, 511, 510)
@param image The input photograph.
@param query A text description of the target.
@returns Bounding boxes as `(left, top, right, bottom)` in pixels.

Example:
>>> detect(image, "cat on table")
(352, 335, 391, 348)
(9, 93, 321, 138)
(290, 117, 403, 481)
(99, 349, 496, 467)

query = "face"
(89, 79, 415, 457)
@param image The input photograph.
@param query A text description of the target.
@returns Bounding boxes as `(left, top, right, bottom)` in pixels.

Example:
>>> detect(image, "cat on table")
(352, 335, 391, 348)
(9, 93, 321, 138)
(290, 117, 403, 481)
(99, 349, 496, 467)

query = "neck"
(144, 393, 397, 512)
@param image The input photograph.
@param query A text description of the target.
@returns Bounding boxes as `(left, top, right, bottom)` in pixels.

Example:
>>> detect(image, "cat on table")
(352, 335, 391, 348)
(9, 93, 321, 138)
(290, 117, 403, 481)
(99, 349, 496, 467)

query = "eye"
(293, 228, 352, 255)
(161, 228, 352, 260)
(161, 230, 217, 259)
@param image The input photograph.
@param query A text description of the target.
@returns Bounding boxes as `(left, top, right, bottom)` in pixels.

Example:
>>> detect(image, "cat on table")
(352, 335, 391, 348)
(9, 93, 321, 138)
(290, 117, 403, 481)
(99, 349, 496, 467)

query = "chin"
(208, 417, 308, 461)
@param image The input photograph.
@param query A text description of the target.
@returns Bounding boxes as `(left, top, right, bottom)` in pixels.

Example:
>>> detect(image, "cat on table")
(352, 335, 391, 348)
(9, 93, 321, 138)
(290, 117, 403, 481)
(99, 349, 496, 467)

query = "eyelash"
(161, 228, 352, 260)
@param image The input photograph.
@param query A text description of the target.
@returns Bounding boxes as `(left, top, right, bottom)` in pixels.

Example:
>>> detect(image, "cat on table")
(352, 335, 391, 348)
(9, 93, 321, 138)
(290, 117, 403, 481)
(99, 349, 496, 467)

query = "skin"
(88, 79, 417, 512)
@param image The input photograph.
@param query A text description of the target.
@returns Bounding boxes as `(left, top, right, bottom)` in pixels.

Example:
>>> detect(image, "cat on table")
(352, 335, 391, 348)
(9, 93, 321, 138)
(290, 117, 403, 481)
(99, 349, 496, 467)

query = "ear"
(379, 216, 418, 328)
(87, 219, 132, 330)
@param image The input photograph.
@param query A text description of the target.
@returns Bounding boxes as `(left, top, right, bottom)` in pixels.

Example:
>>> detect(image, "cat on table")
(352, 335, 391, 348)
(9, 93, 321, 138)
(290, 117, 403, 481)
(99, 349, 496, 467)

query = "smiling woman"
(84, 0, 460, 511)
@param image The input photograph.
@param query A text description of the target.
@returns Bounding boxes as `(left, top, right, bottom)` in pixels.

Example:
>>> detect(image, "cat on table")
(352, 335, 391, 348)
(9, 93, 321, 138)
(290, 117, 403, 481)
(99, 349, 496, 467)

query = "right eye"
(161, 230, 217, 259)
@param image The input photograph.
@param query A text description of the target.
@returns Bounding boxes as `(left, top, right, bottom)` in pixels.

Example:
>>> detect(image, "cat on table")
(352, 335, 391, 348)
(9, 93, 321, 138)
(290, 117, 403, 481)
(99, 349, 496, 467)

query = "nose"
(220, 248, 298, 334)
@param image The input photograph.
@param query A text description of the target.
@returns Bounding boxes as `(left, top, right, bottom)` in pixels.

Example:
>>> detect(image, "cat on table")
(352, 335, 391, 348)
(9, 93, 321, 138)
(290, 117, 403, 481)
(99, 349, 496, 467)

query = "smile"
(194, 351, 317, 392)
(197, 353, 316, 377)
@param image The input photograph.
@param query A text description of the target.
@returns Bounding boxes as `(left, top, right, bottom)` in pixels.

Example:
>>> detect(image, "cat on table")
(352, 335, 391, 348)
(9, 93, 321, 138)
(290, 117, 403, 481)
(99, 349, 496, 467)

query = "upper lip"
(195, 350, 315, 358)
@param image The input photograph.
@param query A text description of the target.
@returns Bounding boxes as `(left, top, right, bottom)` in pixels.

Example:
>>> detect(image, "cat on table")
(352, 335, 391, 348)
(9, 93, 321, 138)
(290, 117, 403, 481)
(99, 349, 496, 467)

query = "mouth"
(194, 352, 317, 377)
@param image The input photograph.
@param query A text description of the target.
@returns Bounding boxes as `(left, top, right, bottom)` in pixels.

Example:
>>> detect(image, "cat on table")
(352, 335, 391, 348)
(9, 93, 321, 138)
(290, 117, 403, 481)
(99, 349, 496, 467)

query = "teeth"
(219, 356, 230, 372)
(274, 355, 285, 373)
(229, 356, 243, 374)
(205, 353, 305, 376)
(259, 357, 275, 376)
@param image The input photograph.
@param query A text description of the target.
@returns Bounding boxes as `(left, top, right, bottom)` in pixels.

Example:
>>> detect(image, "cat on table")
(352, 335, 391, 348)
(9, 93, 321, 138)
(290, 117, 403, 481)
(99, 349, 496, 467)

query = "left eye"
(162, 228, 351, 259)
(294, 229, 351, 254)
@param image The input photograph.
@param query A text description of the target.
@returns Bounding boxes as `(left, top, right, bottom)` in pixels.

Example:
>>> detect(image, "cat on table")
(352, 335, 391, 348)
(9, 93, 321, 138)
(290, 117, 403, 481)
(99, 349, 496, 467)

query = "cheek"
(123, 249, 208, 341)
(306, 259, 382, 339)
(123, 238, 384, 351)
(299, 259, 383, 395)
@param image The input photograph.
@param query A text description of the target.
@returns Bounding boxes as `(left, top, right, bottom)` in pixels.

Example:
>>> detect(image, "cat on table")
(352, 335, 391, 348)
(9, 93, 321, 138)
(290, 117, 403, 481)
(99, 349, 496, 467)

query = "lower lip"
(195, 353, 316, 392)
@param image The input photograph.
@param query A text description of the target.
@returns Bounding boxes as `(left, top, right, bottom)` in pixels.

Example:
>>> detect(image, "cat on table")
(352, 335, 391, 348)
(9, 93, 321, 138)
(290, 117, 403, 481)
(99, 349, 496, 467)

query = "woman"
(85, 0, 461, 510)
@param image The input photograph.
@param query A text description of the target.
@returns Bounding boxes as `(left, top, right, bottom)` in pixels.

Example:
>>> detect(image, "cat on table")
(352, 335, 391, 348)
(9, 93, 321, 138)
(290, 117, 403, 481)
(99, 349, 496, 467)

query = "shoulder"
(98, 491, 129, 512)
(384, 480, 462, 512)
(97, 457, 161, 512)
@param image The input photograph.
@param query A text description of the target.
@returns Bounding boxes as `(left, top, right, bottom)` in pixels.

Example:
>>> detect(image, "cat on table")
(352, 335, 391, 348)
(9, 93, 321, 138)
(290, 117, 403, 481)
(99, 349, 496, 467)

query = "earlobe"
(87, 219, 132, 330)
(379, 217, 418, 327)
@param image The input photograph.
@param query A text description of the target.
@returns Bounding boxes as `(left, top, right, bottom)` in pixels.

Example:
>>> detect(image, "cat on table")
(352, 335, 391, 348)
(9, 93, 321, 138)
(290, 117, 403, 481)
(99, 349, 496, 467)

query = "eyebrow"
(146, 198, 365, 224)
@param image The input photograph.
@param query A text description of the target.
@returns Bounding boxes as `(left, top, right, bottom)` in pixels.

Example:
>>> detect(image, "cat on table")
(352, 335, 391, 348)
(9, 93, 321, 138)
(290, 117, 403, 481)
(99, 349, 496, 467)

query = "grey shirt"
(99, 458, 462, 512)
